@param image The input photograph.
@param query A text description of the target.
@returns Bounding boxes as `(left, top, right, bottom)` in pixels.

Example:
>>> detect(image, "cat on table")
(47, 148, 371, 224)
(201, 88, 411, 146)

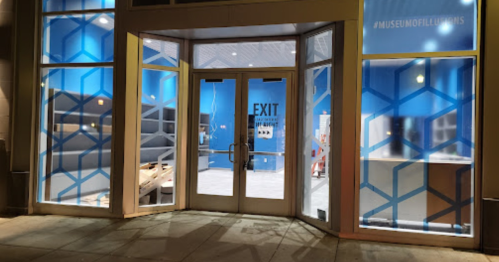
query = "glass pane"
(363, 0, 477, 54)
(360, 57, 475, 236)
(194, 41, 296, 69)
(246, 78, 287, 200)
(43, 0, 115, 12)
(38, 67, 113, 207)
(42, 13, 115, 64)
(197, 79, 236, 196)
(143, 38, 180, 67)
(302, 64, 332, 221)
(138, 69, 178, 206)
(306, 30, 333, 64)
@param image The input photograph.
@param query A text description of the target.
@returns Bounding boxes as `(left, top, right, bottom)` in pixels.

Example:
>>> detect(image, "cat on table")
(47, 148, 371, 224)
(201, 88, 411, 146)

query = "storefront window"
(39, 67, 113, 207)
(42, 13, 115, 64)
(302, 64, 332, 221)
(138, 69, 178, 206)
(193, 40, 296, 69)
(38, 2, 115, 208)
(138, 38, 180, 207)
(360, 57, 475, 235)
(302, 29, 333, 222)
(363, 0, 477, 54)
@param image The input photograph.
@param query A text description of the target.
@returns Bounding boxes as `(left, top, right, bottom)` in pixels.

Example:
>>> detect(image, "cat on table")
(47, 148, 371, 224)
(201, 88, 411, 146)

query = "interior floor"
(0, 211, 493, 262)
(198, 169, 329, 211)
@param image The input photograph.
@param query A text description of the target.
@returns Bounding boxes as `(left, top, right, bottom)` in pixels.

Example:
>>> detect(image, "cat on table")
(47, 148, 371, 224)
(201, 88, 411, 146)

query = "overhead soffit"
(146, 22, 330, 40)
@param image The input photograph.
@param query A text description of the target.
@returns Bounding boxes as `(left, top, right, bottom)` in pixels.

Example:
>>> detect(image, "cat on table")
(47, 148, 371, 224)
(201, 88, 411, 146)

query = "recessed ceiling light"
(145, 39, 152, 43)
(291, 50, 296, 54)
(232, 52, 237, 56)
(99, 18, 108, 24)
(248, 64, 253, 67)
(417, 74, 425, 84)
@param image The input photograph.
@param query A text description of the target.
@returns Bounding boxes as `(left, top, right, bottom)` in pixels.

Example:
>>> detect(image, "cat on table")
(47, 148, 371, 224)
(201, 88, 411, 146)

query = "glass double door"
(190, 72, 293, 216)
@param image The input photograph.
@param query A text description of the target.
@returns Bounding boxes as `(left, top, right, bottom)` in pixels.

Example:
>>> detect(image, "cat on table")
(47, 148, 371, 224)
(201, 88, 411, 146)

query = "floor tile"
(488, 255, 499, 262)
(179, 210, 235, 217)
(167, 211, 233, 226)
(31, 251, 103, 262)
(0, 245, 50, 262)
(134, 211, 178, 222)
(270, 240, 336, 262)
(61, 221, 144, 255)
(111, 222, 221, 261)
(223, 214, 293, 231)
(115, 219, 168, 230)
(183, 226, 284, 262)
(282, 231, 338, 249)
(96, 255, 165, 262)
(336, 239, 489, 262)
(269, 231, 338, 262)
(287, 220, 328, 237)
(0, 216, 116, 249)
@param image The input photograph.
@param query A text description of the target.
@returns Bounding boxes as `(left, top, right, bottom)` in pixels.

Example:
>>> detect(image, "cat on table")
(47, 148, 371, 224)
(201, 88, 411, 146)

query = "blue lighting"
(424, 40, 438, 52)
(438, 23, 453, 35)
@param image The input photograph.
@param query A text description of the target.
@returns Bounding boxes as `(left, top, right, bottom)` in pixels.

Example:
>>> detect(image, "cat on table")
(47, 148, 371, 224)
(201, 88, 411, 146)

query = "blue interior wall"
(199, 79, 288, 171)
(44, 14, 114, 64)
(248, 79, 286, 171)
(141, 69, 177, 107)
(45, 67, 113, 97)
(361, 58, 474, 157)
(200, 80, 237, 170)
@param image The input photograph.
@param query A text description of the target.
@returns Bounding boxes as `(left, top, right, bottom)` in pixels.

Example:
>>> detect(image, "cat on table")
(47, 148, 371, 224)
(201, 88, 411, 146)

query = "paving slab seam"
(266, 218, 294, 262)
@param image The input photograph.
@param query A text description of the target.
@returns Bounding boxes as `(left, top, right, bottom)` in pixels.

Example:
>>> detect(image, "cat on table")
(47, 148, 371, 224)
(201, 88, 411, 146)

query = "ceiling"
(146, 22, 330, 40)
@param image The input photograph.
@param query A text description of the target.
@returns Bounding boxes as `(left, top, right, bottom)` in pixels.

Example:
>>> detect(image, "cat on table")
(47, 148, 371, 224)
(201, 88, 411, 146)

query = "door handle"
(228, 143, 236, 163)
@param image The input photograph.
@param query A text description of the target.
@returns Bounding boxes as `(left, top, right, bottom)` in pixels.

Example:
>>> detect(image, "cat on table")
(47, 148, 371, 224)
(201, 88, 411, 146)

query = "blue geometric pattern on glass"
(360, 57, 475, 235)
(143, 39, 180, 68)
(39, 67, 113, 207)
(42, 13, 115, 64)
(139, 69, 178, 206)
(43, 0, 115, 12)
(363, 0, 477, 54)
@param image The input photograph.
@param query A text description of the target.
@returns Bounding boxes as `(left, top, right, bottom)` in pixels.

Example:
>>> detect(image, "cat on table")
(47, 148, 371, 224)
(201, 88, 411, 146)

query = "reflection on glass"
(138, 69, 178, 206)
(363, 0, 477, 54)
(42, 13, 115, 64)
(306, 30, 333, 64)
(38, 67, 113, 207)
(360, 57, 475, 236)
(197, 79, 236, 196)
(302, 65, 332, 221)
(245, 78, 287, 200)
(143, 38, 179, 67)
(193, 41, 296, 69)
